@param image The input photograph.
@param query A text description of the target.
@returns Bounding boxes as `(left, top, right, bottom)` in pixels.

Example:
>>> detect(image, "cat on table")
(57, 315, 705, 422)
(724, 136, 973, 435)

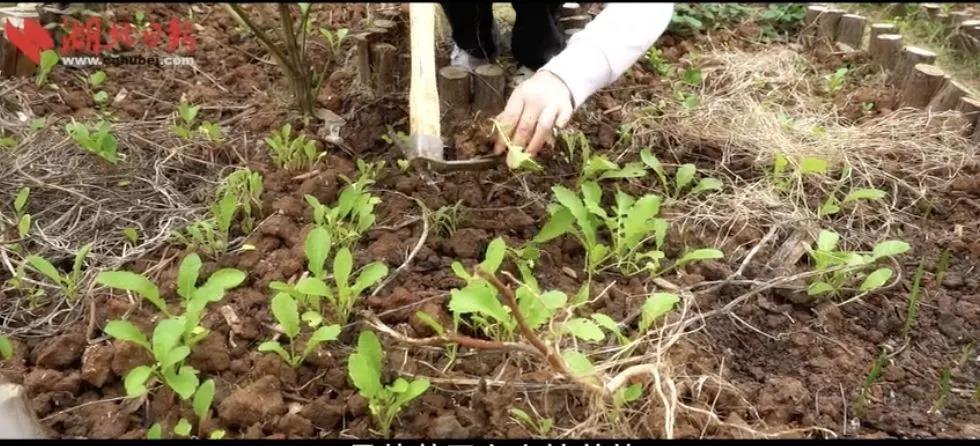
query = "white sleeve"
(541, 2, 674, 108)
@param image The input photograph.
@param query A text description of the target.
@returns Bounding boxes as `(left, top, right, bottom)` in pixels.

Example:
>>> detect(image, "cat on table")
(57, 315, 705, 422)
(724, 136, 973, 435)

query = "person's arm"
(542, 2, 675, 108)
(494, 3, 674, 156)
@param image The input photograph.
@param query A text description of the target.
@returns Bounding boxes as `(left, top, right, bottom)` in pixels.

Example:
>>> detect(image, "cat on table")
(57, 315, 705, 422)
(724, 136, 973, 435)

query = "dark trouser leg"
(440, 2, 497, 61)
(510, 2, 564, 69)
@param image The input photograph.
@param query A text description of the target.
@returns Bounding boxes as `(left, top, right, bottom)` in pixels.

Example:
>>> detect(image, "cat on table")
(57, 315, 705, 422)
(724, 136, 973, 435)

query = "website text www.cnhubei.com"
(60, 55, 196, 67)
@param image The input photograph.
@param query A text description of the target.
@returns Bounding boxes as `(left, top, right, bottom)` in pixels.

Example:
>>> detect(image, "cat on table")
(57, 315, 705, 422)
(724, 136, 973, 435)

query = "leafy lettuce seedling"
(171, 99, 200, 139)
(348, 330, 430, 437)
(104, 317, 201, 399)
(289, 245, 388, 324)
(806, 229, 910, 298)
(175, 191, 237, 257)
(509, 408, 553, 436)
(25, 242, 93, 301)
(641, 149, 722, 198)
(305, 176, 380, 248)
(258, 292, 341, 368)
(265, 123, 322, 171)
(216, 168, 263, 233)
(12, 187, 31, 239)
(66, 120, 119, 164)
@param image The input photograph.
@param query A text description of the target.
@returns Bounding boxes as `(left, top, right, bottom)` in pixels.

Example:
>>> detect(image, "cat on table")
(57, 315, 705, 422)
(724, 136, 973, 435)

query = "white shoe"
(450, 44, 489, 72)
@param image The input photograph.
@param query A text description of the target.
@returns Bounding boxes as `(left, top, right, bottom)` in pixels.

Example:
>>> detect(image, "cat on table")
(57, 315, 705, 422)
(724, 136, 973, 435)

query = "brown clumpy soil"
(2, 3, 979, 440)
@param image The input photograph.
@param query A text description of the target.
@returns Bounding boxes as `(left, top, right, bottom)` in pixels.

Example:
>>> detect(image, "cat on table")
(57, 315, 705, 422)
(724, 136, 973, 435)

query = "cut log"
(473, 64, 506, 116)
(948, 11, 970, 29)
(371, 43, 397, 94)
(870, 34, 903, 70)
(956, 97, 980, 138)
(890, 46, 936, 86)
(365, 26, 388, 46)
(373, 18, 398, 37)
(928, 79, 970, 112)
(803, 5, 828, 39)
(835, 14, 867, 49)
(353, 33, 372, 86)
(869, 23, 896, 41)
(899, 64, 946, 109)
(437, 66, 471, 119)
(561, 2, 581, 18)
(816, 9, 845, 44)
(921, 4, 941, 20)
(560, 14, 590, 31)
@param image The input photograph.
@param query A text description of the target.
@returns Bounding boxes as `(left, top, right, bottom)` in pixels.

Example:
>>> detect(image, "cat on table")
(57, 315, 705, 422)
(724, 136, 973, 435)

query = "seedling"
(265, 123, 322, 171)
(305, 176, 380, 248)
(175, 191, 237, 257)
(12, 187, 31, 239)
(509, 408, 553, 436)
(0, 334, 12, 360)
(319, 26, 349, 59)
(87, 70, 108, 105)
(348, 330, 430, 437)
(103, 316, 201, 399)
(645, 47, 672, 76)
(825, 67, 848, 94)
(770, 153, 830, 190)
(171, 99, 200, 139)
(197, 121, 223, 142)
(0, 132, 16, 150)
(639, 292, 680, 331)
(430, 201, 465, 237)
(934, 249, 951, 286)
(216, 168, 263, 233)
(66, 120, 119, 164)
(929, 367, 951, 414)
(818, 187, 887, 217)
(855, 348, 888, 412)
(25, 242, 93, 301)
(36, 50, 59, 87)
(286, 244, 388, 324)
(901, 261, 926, 336)
(805, 229, 910, 298)
(641, 149, 722, 199)
(258, 292, 341, 367)
(560, 131, 645, 184)
(491, 121, 542, 172)
(122, 227, 140, 245)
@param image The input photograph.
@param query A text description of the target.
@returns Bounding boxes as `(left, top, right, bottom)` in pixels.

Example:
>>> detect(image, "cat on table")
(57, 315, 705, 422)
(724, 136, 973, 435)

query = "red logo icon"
(3, 18, 53, 64)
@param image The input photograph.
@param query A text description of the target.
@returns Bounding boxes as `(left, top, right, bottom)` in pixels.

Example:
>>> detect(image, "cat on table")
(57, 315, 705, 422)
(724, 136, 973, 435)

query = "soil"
(1, 3, 978, 440)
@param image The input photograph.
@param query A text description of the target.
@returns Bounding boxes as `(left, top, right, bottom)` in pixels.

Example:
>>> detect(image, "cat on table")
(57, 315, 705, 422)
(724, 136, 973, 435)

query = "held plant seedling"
(348, 330, 430, 437)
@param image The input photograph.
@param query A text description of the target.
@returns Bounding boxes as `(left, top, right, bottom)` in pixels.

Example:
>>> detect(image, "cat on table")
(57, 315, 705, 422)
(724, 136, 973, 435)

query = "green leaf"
(146, 423, 162, 440)
(104, 320, 150, 350)
(590, 313, 622, 337)
(173, 418, 192, 437)
(689, 177, 723, 195)
(271, 293, 300, 340)
(563, 318, 605, 342)
(640, 293, 679, 330)
(552, 185, 594, 244)
(819, 196, 841, 216)
(305, 226, 331, 278)
(619, 383, 643, 403)
(176, 253, 202, 300)
(799, 156, 829, 175)
(163, 365, 200, 400)
(348, 330, 383, 399)
(561, 350, 595, 377)
(816, 230, 840, 252)
(14, 187, 29, 213)
(860, 268, 893, 292)
(302, 311, 323, 328)
(333, 247, 353, 295)
(675, 164, 696, 193)
(449, 282, 511, 325)
(37, 50, 59, 86)
(193, 379, 216, 420)
(257, 341, 292, 364)
(88, 70, 107, 87)
(93, 91, 109, 103)
(17, 214, 30, 238)
(0, 335, 14, 360)
(676, 248, 724, 267)
(871, 240, 910, 260)
(393, 378, 430, 407)
(295, 277, 331, 297)
(843, 188, 886, 203)
(151, 317, 186, 362)
(533, 207, 574, 244)
(518, 288, 566, 330)
(598, 161, 647, 180)
(302, 324, 341, 358)
(72, 242, 93, 279)
(203, 268, 246, 291)
(480, 237, 507, 273)
(352, 262, 388, 296)
(26, 255, 63, 286)
(124, 365, 154, 397)
(640, 149, 668, 189)
(97, 271, 166, 314)
(807, 281, 834, 296)
(682, 66, 702, 86)
(506, 145, 542, 171)
(209, 430, 226, 440)
(414, 311, 445, 336)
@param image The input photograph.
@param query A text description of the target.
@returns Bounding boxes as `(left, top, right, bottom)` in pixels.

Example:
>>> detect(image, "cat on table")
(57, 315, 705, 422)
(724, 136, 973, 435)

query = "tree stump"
(870, 34, 903, 70)
(438, 66, 471, 119)
(816, 9, 845, 44)
(869, 23, 896, 41)
(835, 14, 867, 49)
(473, 64, 506, 116)
(371, 43, 397, 94)
(956, 97, 980, 140)
(560, 14, 590, 31)
(953, 20, 980, 53)
(921, 4, 941, 20)
(899, 64, 946, 109)
(890, 46, 936, 86)
(561, 3, 581, 18)
(948, 11, 970, 29)
(928, 79, 970, 112)
(353, 33, 372, 86)
(365, 26, 389, 46)
(803, 5, 828, 42)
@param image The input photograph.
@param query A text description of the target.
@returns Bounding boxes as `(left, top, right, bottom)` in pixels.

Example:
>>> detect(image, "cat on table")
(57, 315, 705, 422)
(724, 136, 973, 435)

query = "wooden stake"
(561, 3, 581, 18)
(891, 46, 936, 86)
(372, 43, 397, 94)
(869, 23, 896, 41)
(353, 33, 372, 86)
(437, 66, 471, 119)
(899, 64, 945, 109)
(835, 14, 867, 49)
(928, 79, 970, 112)
(871, 34, 903, 70)
(473, 64, 506, 116)
(816, 8, 845, 44)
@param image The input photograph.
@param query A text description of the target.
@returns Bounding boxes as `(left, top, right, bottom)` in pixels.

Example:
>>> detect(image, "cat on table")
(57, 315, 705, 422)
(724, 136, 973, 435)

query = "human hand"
(492, 70, 574, 157)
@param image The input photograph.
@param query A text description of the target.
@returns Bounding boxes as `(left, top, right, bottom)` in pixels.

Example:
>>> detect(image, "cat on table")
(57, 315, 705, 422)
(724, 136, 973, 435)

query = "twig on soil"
(369, 194, 429, 298)
(364, 312, 539, 356)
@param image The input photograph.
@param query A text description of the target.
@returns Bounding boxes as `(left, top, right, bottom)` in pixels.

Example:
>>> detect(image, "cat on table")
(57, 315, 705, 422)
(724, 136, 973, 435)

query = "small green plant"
(491, 121, 543, 172)
(509, 408, 553, 436)
(825, 67, 849, 94)
(641, 149, 723, 199)
(639, 292, 680, 331)
(855, 348, 888, 411)
(87, 70, 108, 105)
(930, 367, 952, 414)
(901, 260, 926, 336)
(645, 47, 672, 76)
(259, 292, 341, 368)
(175, 191, 237, 257)
(304, 175, 380, 249)
(197, 121, 223, 142)
(562, 131, 646, 183)
(265, 123, 322, 171)
(25, 242, 93, 301)
(216, 168, 263, 233)
(805, 230, 910, 298)
(348, 330, 430, 437)
(430, 201, 465, 237)
(818, 187, 887, 217)
(66, 120, 119, 164)
(104, 316, 201, 399)
(133, 10, 147, 28)
(283, 241, 388, 324)
(12, 187, 31, 239)
(770, 153, 831, 191)
(36, 50, 59, 87)
(0, 334, 12, 360)
(669, 3, 753, 35)
(319, 26, 349, 59)
(934, 249, 951, 286)
(171, 100, 200, 139)
(122, 227, 140, 245)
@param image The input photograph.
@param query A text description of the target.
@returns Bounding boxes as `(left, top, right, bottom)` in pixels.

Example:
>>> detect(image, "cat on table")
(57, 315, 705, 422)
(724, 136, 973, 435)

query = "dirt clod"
(218, 375, 286, 428)
(80, 345, 114, 387)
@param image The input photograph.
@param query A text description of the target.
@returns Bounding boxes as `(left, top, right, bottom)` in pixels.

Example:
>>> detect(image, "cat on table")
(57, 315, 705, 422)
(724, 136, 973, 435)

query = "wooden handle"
(408, 3, 441, 147)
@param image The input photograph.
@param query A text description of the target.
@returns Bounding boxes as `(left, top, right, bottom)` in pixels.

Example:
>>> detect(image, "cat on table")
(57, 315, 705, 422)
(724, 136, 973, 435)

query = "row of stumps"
(802, 4, 980, 142)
